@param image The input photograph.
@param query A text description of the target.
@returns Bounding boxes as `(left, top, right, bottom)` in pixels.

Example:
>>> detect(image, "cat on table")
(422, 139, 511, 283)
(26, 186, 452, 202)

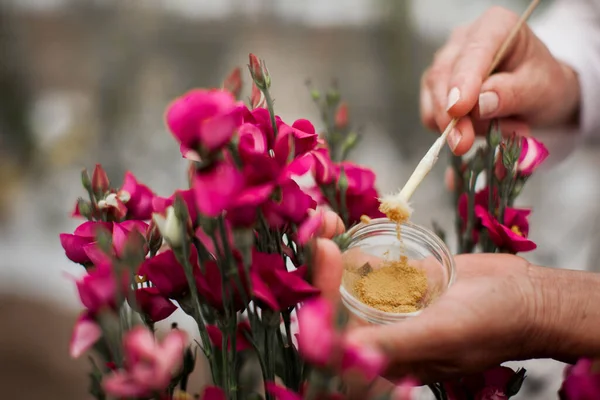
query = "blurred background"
(1, 0, 599, 398)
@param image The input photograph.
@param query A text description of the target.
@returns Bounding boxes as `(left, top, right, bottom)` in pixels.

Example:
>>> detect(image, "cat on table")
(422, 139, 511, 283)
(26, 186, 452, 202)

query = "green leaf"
(506, 368, 527, 397)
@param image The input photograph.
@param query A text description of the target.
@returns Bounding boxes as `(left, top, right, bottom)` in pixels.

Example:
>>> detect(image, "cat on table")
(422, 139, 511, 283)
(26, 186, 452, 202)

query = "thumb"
(477, 70, 544, 121)
(311, 238, 343, 303)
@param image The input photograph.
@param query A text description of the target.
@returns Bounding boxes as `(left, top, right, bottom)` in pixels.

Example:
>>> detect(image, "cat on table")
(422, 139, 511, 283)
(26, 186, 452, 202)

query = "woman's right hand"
(421, 6, 581, 155)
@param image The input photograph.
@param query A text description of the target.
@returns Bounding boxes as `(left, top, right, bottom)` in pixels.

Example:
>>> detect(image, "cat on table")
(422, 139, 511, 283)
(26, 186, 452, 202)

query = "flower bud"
(146, 220, 163, 255)
(77, 198, 94, 220)
(81, 169, 92, 193)
(152, 207, 183, 248)
(310, 89, 320, 101)
(250, 82, 265, 109)
(334, 102, 349, 130)
(92, 164, 110, 195)
(517, 137, 549, 176)
(248, 53, 266, 89)
(223, 67, 242, 99)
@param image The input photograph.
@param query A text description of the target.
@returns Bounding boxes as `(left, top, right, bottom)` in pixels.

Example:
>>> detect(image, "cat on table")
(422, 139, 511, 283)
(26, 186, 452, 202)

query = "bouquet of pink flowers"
(60, 53, 591, 400)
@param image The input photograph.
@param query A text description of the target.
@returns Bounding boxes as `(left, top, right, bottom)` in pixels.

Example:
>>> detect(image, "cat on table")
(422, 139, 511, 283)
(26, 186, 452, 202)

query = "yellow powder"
(379, 203, 410, 225)
(360, 215, 372, 224)
(355, 258, 427, 313)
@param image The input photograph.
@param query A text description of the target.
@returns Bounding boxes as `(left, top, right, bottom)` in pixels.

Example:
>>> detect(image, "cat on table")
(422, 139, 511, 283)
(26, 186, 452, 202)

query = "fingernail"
(446, 87, 460, 111)
(448, 129, 462, 151)
(478, 91, 499, 117)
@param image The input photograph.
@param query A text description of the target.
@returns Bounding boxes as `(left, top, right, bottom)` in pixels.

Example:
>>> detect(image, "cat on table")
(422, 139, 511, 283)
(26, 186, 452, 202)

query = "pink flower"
(297, 211, 323, 245)
(458, 187, 498, 243)
(153, 189, 197, 227)
(518, 137, 549, 175)
(206, 321, 252, 352)
(250, 250, 320, 311)
(262, 180, 317, 229)
(133, 287, 178, 323)
(391, 378, 419, 400)
(297, 298, 337, 366)
(338, 162, 385, 224)
(475, 206, 537, 253)
(241, 106, 278, 149)
(119, 172, 155, 220)
(139, 246, 199, 300)
(444, 366, 523, 400)
(103, 327, 187, 398)
(165, 89, 242, 156)
(273, 119, 319, 164)
(297, 298, 386, 379)
(82, 220, 149, 267)
(76, 262, 118, 314)
(200, 386, 226, 400)
(559, 358, 600, 400)
(312, 147, 336, 185)
(341, 343, 387, 381)
(60, 221, 112, 265)
(69, 312, 102, 358)
(266, 382, 302, 400)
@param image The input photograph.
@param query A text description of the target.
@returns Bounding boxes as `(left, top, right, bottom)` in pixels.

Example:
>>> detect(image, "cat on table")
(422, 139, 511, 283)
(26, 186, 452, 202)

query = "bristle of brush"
(378, 194, 413, 224)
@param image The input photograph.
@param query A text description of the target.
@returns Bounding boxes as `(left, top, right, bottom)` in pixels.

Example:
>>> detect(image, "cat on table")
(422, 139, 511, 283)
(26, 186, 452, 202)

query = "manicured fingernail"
(478, 91, 499, 117)
(446, 87, 460, 111)
(448, 128, 462, 151)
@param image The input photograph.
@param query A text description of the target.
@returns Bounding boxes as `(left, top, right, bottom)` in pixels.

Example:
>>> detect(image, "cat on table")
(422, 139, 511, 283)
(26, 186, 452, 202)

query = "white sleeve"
(531, 0, 600, 139)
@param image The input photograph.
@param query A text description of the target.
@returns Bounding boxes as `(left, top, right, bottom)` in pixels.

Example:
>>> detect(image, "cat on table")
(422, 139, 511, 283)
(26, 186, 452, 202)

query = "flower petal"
(70, 313, 102, 358)
(193, 161, 244, 217)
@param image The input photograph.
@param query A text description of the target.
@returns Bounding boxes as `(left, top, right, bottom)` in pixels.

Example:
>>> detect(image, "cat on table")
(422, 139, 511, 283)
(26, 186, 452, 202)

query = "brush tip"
(378, 194, 413, 224)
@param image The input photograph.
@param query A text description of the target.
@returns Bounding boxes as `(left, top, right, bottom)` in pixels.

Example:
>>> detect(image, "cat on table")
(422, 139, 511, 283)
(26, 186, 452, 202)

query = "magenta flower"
(119, 172, 155, 220)
(250, 250, 319, 311)
(206, 321, 252, 352)
(76, 262, 118, 314)
(337, 162, 385, 224)
(133, 287, 178, 323)
(296, 211, 323, 245)
(153, 189, 197, 226)
(200, 386, 227, 400)
(241, 106, 279, 149)
(82, 220, 149, 267)
(60, 221, 112, 265)
(262, 180, 317, 229)
(103, 327, 187, 398)
(297, 298, 386, 379)
(559, 358, 600, 400)
(165, 89, 242, 156)
(69, 312, 102, 358)
(193, 159, 246, 217)
(266, 383, 302, 400)
(297, 298, 336, 367)
(312, 147, 336, 185)
(139, 246, 199, 300)
(518, 137, 549, 175)
(392, 378, 419, 400)
(458, 187, 498, 243)
(444, 366, 522, 400)
(475, 206, 537, 253)
(273, 119, 319, 164)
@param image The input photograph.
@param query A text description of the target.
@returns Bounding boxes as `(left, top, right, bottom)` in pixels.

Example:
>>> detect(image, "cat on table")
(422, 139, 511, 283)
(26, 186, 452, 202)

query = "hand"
(421, 6, 580, 155)
(311, 213, 600, 383)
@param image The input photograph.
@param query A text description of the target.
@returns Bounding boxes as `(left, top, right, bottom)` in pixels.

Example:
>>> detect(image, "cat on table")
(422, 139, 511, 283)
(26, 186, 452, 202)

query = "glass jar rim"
(339, 217, 456, 324)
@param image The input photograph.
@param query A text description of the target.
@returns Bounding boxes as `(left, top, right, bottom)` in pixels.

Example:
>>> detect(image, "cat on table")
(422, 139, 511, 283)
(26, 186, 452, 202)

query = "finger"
(420, 70, 437, 131)
(425, 27, 467, 132)
(319, 210, 345, 239)
(448, 116, 476, 156)
(478, 71, 547, 123)
(312, 238, 343, 303)
(446, 7, 525, 118)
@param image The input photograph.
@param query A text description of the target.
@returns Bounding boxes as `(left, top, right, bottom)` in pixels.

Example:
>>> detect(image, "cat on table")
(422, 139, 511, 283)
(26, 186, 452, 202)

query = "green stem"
(263, 89, 278, 139)
(451, 154, 464, 252)
(461, 171, 478, 254)
(243, 330, 272, 400)
(283, 312, 300, 389)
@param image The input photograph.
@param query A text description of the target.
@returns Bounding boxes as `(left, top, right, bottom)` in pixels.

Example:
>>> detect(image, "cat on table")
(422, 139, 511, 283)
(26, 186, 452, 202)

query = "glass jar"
(340, 218, 455, 325)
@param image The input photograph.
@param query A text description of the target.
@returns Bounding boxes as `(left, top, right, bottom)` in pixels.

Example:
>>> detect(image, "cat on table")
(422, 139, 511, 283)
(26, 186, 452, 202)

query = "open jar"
(340, 218, 455, 325)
